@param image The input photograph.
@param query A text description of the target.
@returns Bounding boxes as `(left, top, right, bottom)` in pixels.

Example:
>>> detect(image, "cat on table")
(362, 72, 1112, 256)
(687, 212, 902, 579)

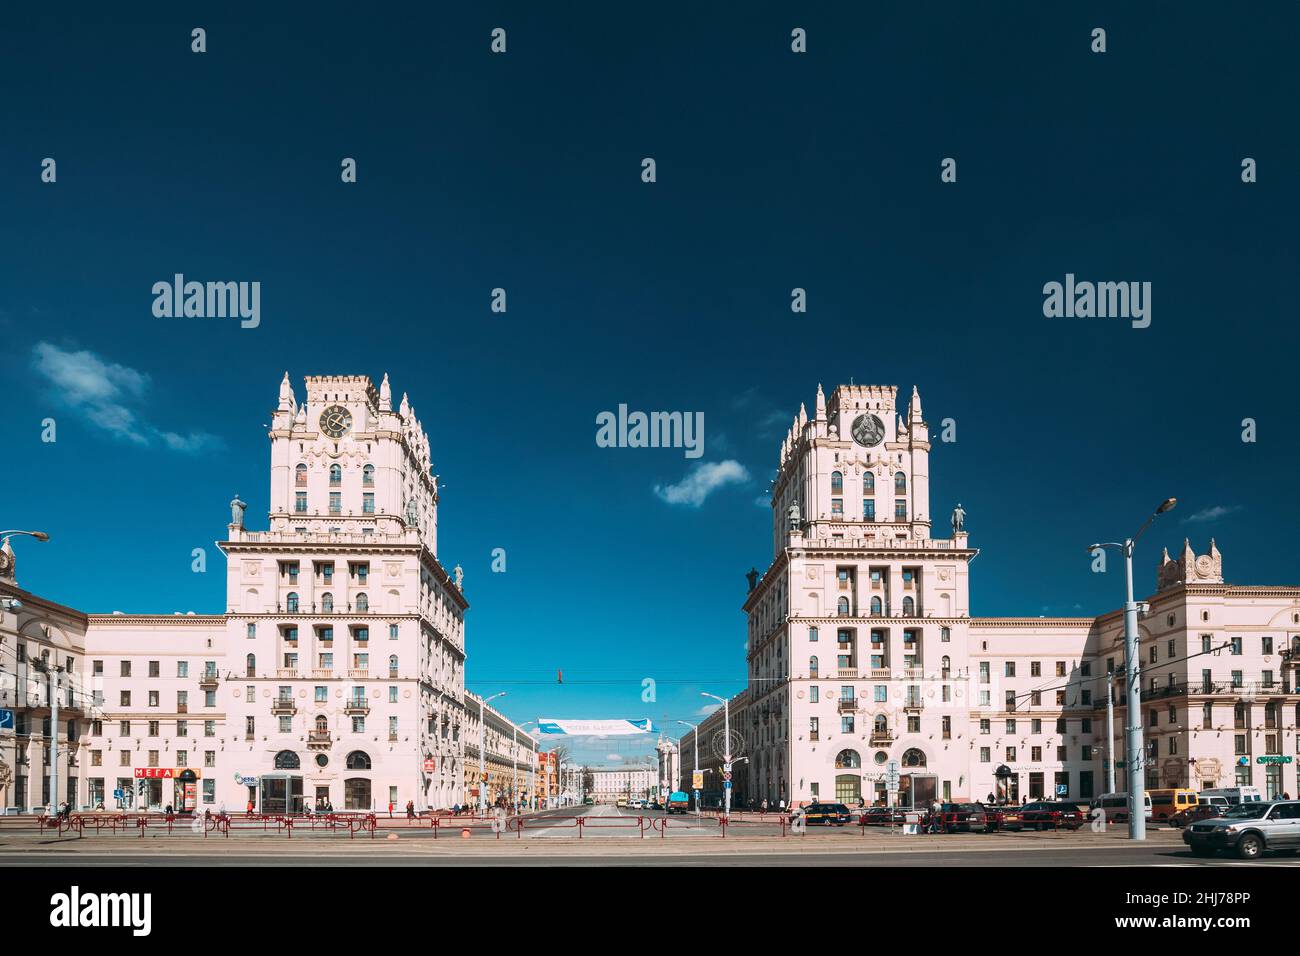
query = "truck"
(666, 791, 691, 814)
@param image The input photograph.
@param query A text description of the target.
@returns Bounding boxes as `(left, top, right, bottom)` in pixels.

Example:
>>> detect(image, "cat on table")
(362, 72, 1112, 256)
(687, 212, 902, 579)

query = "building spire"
(379, 372, 393, 411)
(814, 383, 826, 420)
(278, 372, 296, 412)
(910, 384, 923, 422)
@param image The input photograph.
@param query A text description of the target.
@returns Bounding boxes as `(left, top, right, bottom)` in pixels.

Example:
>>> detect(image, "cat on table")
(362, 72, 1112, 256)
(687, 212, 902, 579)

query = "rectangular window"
(389, 624, 399, 640)
(1004, 662, 1015, 678)
(894, 500, 907, 520)
(841, 716, 854, 734)
(120, 661, 132, 677)
(863, 500, 875, 520)
(148, 660, 160, 678)
(177, 661, 189, 677)
(295, 492, 307, 513)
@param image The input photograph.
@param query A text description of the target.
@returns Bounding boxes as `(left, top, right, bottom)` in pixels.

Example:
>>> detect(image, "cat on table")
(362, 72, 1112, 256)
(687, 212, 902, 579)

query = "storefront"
(133, 767, 201, 812)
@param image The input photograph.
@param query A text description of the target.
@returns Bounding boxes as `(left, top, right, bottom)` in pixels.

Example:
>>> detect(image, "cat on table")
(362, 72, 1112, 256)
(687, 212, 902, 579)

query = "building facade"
(735, 383, 1300, 809)
(588, 767, 656, 803)
(463, 691, 539, 807)
(1, 373, 537, 814)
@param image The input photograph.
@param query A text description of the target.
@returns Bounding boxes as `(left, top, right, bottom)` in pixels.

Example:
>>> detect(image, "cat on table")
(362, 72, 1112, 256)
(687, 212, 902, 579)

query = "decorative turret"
(379, 372, 392, 412)
(1157, 539, 1225, 590)
(278, 372, 297, 413)
(814, 383, 826, 421)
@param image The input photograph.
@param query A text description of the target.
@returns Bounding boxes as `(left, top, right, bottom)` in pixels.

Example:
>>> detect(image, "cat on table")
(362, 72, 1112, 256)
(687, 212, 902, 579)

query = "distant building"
(588, 767, 656, 803)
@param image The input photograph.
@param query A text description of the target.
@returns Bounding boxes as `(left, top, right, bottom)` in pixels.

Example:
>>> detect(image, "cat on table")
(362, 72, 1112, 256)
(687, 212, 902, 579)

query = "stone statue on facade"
(453, 564, 464, 590)
(951, 503, 966, 534)
(787, 503, 801, 531)
(746, 567, 759, 592)
(230, 494, 247, 528)
(405, 498, 419, 527)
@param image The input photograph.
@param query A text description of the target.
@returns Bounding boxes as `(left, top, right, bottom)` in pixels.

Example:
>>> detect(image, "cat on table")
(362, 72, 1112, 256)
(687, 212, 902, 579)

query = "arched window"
(388, 654, 399, 676)
(941, 655, 951, 677)
(329, 464, 342, 486)
(831, 471, 843, 493)
(902, 747, 926, 768)
(834, 749, 861, 769)
(356, 593, 369, 612)
(295, 463, 307, 486)
(245, 654, 256, 678)
(894, 471, 907, 493)
(314, 715, 328, 732)
(863, 473, 874, 494)
(873, 714, 888, 734)
(809, 656, 819, 678)
(902, 596, 915, 616)
(286, 593, 299, 613)
(870, 596, 883, 616)
(362, 464, 374, 486)
(274, 750, 300, 770)
(321, 593, 333, 613)
(346, 751, 372, 771)
(838, 597, 850, 616)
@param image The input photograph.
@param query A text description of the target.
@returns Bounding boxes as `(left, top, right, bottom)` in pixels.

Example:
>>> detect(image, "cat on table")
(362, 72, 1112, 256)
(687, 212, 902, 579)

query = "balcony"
(869, 731, 895, 745)
(348, 669, 369, 679)
(312, 669, 333, 680)
(198, 674, 219, 690)
(837, 668, 858, 679)
(870, 668, 891, 679)
(307, 731, 332, 748)
(344, 699, 370, 716)
(276, 668, 299, 679)
(903, 699, 924, 712)
(272, 697, 296, 715)
(837, 699, 857, 713)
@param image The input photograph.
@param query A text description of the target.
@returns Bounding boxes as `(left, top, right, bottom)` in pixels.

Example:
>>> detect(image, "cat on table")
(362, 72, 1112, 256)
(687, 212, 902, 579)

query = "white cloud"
(654, 460, 750, 507)
(605, 753, 623, 762)
(1182, 505, 1242, 524)
(697, 702, 722, 716)
(32, 342, 221, 453)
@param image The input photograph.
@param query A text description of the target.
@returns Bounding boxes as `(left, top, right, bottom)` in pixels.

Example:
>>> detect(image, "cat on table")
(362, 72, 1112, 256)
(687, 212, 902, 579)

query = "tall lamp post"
(513, 720, 539, 811)
(701, 692, 734, 818)
(478, 691, 506, 813)
(2, 532, 53, 811)
(676, 720, 700, 811)
(1089, 497, 1176, 841)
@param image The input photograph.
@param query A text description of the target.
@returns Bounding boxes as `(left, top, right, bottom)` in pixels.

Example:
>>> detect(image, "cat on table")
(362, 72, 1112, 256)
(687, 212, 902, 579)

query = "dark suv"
(936, 802, 991, 833)
(1020, 800, 1083, 830)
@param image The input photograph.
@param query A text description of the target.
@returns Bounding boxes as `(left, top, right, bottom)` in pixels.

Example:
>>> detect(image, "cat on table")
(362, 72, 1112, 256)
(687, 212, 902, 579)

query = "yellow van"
(1148, 788, 1198, 822)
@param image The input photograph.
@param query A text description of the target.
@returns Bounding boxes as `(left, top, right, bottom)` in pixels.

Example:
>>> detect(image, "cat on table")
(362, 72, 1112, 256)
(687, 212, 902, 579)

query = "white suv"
(1182, 800, 1300, 859)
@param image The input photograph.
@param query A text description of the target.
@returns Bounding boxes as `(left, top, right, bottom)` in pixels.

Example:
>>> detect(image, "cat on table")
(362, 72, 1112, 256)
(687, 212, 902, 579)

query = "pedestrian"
(779, 797, 786, 812)
(406, 800, 415, 820)
(246, 799, 254, 816)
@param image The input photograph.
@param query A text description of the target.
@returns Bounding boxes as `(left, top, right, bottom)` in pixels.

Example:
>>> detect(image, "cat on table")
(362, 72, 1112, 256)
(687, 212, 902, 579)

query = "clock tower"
(219, 373, 467, 812)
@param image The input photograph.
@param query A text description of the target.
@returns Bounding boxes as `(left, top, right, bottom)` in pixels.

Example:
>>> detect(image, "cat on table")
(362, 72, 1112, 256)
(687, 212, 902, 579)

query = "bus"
(1199, 786, 1263, 806)
(1088, 792, 1153, 823)
(1148, 788, 1199, 822)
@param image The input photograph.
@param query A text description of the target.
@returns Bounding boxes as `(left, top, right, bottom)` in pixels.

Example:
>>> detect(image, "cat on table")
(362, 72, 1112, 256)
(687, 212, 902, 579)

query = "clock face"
(320, 405, 353, 439)
(851, 413, 886, 447)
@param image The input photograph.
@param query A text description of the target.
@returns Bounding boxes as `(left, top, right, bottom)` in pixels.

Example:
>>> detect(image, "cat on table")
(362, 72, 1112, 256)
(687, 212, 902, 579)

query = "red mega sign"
(133, 768, 199, 779)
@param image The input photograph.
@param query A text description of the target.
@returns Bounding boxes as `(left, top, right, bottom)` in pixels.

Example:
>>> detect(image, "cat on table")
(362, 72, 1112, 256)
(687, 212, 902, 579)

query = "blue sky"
(3, 3, 1297, 768)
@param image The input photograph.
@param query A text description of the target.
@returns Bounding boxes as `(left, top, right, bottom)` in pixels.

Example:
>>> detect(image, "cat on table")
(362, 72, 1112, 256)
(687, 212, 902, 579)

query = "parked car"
(858, 807, 897, 826)
(936, 803, 991, 833)
(984, 804, 1024, 831)
(1020, 800, 1083, 830)
(665, 791, 691, 814)
(1182, 800, 1300, 859)
(1169, 803, 1225, 829)
(803, 802, 852, 826)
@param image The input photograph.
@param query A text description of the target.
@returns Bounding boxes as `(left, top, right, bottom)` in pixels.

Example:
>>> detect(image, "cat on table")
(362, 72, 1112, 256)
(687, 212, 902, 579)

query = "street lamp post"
(478, 692, 506, 813)
(701, 692, 733, 818)
(1089, 496, 1176, 841)
(676, 720, 699, 812)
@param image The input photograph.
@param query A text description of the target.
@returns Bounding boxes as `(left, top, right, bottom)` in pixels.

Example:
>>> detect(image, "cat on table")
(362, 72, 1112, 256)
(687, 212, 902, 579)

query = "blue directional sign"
(0, 709, 13, 730)
(723, 780, 732, 789)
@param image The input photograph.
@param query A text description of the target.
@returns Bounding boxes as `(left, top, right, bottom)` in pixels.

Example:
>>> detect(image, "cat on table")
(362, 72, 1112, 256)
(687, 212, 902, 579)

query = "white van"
(1088, 792, 1153, 822)
(1199, 786, 1263, 806)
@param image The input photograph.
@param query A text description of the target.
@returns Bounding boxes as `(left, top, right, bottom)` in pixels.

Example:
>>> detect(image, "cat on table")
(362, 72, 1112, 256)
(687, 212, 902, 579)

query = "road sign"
(723, 761, 732, 773)
(723, 781, 732, 789)
(1055, 784, 1068, 795)
(113, 789, 125, 800)
(0, 709, 12, 730)
(723, 771, 732, 781)
(423, 758, 437, 772)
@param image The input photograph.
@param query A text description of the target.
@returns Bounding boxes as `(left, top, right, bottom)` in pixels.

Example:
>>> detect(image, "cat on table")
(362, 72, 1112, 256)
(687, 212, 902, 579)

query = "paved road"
(3, 803, 1299, 865)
